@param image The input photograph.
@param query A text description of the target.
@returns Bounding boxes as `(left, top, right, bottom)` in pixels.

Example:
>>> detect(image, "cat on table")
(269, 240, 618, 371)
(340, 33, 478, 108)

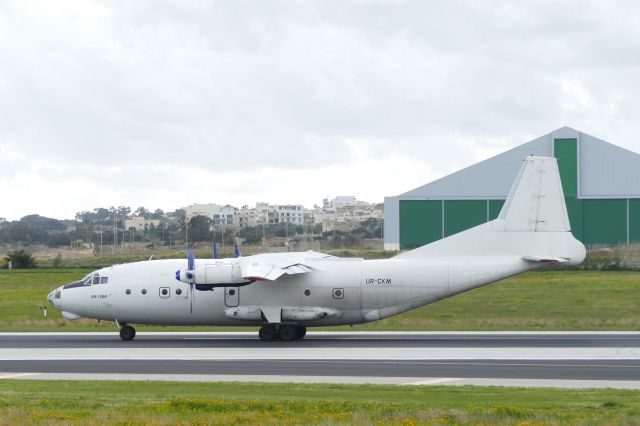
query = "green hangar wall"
(384, 127, 640, 250)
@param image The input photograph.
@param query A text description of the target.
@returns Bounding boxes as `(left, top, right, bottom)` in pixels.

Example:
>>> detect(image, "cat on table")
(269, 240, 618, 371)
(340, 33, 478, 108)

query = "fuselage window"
(100, 277, 109, 284)
(176, 288, 182, 295)
(141, 289, 147, 295)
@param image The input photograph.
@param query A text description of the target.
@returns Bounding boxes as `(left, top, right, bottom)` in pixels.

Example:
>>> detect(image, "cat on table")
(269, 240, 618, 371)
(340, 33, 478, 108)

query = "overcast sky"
(1, 0, 640, 221)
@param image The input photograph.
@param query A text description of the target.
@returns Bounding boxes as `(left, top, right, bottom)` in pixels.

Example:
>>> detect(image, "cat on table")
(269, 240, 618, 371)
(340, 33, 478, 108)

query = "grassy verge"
(1, 269, 640, 331)
(0, 380, 639, 424)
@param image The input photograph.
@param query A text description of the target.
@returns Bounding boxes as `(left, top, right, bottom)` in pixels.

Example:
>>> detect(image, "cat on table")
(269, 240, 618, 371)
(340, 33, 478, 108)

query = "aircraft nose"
(47, 287, 62, 307)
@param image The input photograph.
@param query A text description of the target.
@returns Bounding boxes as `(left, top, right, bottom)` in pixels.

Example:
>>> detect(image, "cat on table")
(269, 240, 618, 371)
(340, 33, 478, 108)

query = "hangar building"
(384, 127, 640, 250)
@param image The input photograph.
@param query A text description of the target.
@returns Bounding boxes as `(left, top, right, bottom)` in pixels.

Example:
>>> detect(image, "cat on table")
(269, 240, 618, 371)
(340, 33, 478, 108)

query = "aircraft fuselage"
(49, 255, 530, 327)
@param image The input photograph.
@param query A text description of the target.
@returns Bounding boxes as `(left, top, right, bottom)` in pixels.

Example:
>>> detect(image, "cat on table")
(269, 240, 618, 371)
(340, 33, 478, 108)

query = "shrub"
(4, 249, 37, 269)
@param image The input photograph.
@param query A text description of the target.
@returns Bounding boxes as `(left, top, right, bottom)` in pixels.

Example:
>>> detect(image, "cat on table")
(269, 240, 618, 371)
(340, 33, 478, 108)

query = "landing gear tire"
(258, 325, 277, 342)
(296, 326, 307, 339)
(119, 325, 136, 341)
(279, 325, 298, 341)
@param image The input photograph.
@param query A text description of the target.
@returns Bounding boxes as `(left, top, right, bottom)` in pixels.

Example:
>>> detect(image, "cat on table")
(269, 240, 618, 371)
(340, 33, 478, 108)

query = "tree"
(4, 249, 36, 269)
(134, 206, 149, 217)
(238, 226, 262, 245)
(7, 222, 48, 244)
(188, 215, 213, 242)
(20, 214, 65, 231)
(48, 233, 71, 247)
(117, 206, 131, 217)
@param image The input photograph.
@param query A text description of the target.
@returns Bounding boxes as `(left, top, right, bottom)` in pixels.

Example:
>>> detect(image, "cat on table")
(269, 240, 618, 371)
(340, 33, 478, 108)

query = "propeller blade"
(234, 240, 241, 257)
(187, 249, 195, 271)
(213, 240, 218, 259)
(189, 283, 194, 314)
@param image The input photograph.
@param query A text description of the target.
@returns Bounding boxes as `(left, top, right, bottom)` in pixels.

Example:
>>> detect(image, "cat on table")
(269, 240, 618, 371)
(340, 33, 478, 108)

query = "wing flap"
(241, 252, 330, 281)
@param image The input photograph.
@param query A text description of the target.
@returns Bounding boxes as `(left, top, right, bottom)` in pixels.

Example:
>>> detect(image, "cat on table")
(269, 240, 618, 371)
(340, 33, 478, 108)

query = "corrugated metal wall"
(399, 199, 504, 249)
(399, 137, 640, 249)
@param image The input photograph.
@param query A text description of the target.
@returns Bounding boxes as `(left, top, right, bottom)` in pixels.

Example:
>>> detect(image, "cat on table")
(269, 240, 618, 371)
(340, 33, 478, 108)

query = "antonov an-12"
(48, 156, 585, 341)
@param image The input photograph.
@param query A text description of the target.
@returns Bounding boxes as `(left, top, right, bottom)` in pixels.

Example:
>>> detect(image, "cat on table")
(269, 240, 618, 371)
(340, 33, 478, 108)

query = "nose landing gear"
(119, 324, 136, 341)
(258, 325, 306, 341)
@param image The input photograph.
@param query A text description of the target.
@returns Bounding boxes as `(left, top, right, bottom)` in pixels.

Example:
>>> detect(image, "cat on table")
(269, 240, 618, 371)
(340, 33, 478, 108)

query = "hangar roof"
(399, 126, 640, 199)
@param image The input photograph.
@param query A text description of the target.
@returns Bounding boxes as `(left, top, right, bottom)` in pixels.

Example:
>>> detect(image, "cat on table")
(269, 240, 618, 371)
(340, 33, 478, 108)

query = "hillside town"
(0, 196, 384, 260)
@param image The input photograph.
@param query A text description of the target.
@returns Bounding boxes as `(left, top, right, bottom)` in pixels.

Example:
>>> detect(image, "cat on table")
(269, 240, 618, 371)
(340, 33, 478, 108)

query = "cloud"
(1, 0, 640, 220)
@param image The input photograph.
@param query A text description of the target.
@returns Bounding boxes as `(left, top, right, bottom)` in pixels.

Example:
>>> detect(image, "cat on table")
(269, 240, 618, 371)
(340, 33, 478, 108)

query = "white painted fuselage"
(47, 156, 586, 334)
(48, 247, 580, 328)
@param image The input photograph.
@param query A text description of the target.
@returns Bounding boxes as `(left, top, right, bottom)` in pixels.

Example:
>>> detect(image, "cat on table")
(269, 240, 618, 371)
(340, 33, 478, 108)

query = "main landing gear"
(119, 324, 136, 341)
(258, 324, 306, 342)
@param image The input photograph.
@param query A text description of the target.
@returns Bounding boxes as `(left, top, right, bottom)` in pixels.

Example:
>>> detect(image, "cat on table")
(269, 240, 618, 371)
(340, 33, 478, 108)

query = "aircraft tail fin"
(396, 156, 585, 264)
(497, 156, 571, 232)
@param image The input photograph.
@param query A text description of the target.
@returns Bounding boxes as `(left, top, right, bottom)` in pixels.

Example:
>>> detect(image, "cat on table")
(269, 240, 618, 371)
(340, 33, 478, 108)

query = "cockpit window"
(78, 273, 108, 285)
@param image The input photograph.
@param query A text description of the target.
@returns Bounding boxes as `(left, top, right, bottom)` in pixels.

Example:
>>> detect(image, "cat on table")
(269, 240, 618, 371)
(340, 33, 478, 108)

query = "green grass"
(0, 380, 639, 424)
(1, 269, 640, 331)
(368, 270, 640, 331)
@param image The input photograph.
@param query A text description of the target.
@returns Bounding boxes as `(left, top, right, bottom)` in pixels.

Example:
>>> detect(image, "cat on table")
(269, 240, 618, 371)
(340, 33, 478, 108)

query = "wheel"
(279, 325, 298, 341)
(296, 326, 307, 339)
(119, 325, 136, 341)
(258, 325, 277, 342)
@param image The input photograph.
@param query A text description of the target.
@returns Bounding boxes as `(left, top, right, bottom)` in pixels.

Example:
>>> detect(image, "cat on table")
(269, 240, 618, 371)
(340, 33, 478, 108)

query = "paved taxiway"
(2, 332, 640, 388)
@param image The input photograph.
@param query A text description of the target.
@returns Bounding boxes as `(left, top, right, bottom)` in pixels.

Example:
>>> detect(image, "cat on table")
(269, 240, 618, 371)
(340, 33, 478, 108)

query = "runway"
(2, 331, 640, 388)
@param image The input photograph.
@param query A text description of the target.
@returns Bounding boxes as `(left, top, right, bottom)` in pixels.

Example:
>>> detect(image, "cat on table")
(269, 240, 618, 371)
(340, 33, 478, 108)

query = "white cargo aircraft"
(48, 156, 585, 341)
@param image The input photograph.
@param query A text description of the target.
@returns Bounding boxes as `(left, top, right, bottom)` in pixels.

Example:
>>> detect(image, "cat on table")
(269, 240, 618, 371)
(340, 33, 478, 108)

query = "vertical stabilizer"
(395, 156, 585, 263)
(498, 156, 571, 232)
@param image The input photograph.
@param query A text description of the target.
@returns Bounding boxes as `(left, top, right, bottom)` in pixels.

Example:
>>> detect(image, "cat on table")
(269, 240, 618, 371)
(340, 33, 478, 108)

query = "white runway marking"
(2, 347, 640, 361)
(2, 332, 640, 388)
(407, 378, 459, 385)
(0, 373, 40, 379)
(2, 373, 640, 389)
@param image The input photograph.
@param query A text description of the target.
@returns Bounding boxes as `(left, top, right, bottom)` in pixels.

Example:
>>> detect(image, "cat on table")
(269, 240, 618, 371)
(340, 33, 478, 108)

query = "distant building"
(184, 203, 236, 226)
(124, 217, 160, 231)
(269, 205, 304, 225)
(332, 196, 357, 208)
(384, 126, 640, 250)
(237, 206, 260, 228)
(313, 202, 383, 233)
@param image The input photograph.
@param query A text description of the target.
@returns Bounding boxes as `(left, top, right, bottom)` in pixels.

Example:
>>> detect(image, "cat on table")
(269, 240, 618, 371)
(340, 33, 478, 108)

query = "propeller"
(234, 239, 242, 257)
(213, 239, 218, 259)
(173, 249, 197, 313)
(188, 248, 195, 270)
(187, 249, 195, 313)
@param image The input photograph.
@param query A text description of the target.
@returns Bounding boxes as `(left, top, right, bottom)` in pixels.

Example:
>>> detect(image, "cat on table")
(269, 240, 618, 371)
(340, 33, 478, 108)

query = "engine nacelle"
(176, 263, 242, 285)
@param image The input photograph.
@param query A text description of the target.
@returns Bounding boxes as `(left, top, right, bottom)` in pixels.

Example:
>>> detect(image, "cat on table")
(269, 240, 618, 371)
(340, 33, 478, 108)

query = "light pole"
(112, 214, 117, 255)
(96, 228, 103, 257)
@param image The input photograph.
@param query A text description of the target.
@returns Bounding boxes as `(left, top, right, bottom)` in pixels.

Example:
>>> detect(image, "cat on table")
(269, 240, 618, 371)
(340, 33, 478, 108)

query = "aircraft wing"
(240, 251, 334, 281)
(522, 255, 569, 264)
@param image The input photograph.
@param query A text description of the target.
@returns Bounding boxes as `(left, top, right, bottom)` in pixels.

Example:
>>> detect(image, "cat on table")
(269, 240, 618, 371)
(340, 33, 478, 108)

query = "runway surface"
(2, 331, 640, 388)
